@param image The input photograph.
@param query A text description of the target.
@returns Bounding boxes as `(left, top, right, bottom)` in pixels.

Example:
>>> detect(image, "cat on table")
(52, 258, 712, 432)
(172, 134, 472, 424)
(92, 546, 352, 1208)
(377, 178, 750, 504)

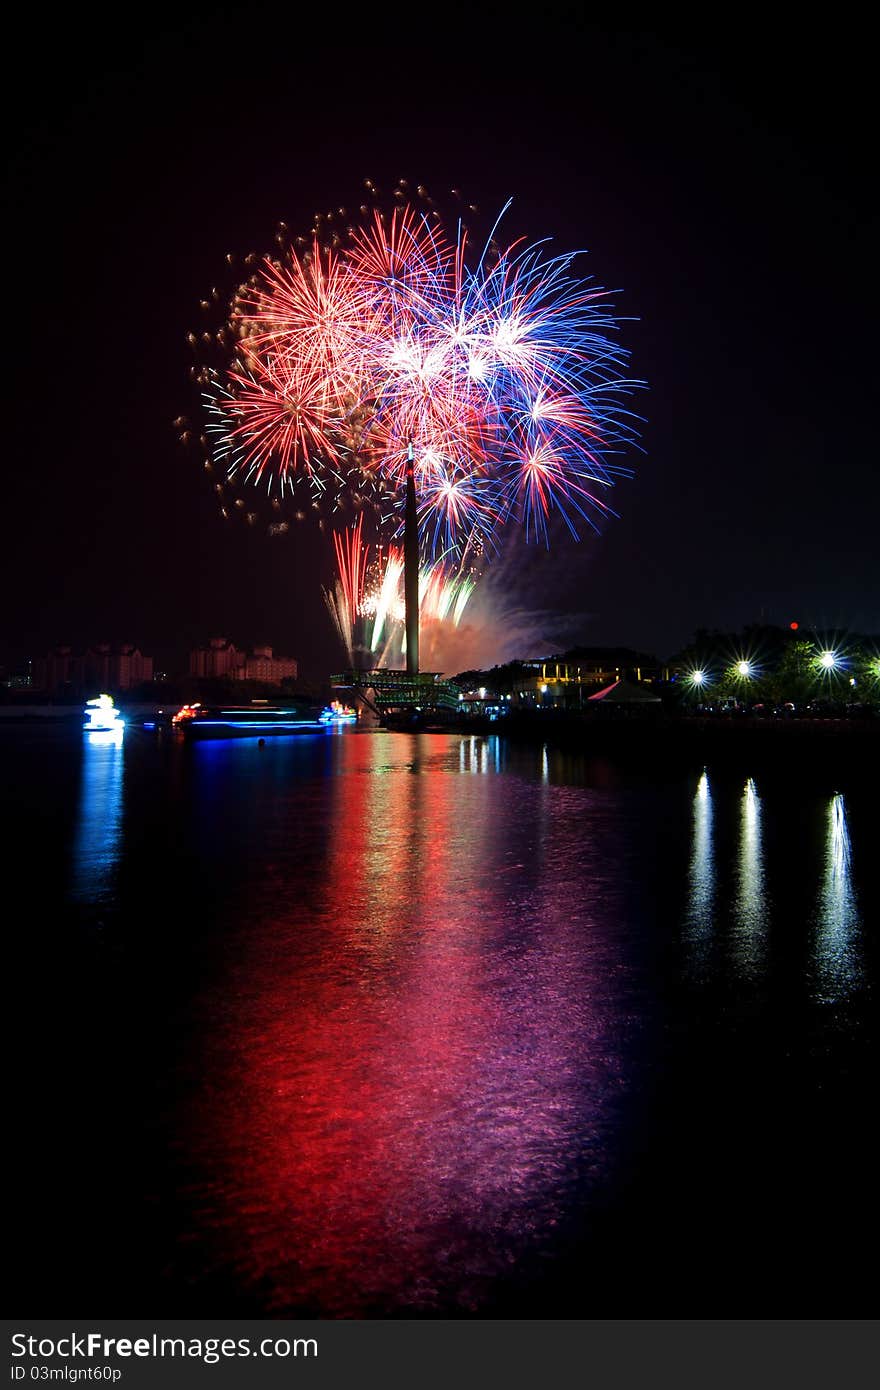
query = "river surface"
(6, 724, 877, 1315)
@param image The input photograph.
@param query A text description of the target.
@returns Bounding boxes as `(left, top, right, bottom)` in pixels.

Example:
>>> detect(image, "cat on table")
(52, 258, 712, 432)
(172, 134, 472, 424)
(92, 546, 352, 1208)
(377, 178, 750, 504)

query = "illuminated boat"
(172, 697, 327, 738)
(319, 700, 357, 725)
(84, 693, 125, 735)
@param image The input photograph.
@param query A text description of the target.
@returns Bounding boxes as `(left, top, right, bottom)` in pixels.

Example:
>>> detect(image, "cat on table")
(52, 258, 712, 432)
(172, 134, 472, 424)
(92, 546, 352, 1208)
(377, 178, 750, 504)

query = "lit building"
(513, 649, 666, 705)
(85, 643, 153, 691)
(188, 637, 243, 679)
(32, 646, 79, 694)
(239, 645, 298, 683)
(33, 644, 153, 694)
(188, 639, 298, 685)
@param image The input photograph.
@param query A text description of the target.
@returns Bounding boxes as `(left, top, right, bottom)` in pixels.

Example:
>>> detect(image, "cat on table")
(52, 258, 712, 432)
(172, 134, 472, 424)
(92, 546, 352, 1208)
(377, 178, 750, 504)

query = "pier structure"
(331, 669, 461, 723)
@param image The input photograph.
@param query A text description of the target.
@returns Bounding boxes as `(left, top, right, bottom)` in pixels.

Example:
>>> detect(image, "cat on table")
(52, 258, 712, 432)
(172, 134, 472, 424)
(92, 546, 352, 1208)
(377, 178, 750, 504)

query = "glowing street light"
(819, 651, 838, 670)
(736, 661, 752, 678)
(690, 669, 706, 686)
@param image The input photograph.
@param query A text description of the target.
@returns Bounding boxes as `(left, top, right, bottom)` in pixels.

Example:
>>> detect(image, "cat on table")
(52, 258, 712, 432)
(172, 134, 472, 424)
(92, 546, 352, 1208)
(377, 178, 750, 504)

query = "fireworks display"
(324, 515, 475, 668)
(184, 181, 642, 666)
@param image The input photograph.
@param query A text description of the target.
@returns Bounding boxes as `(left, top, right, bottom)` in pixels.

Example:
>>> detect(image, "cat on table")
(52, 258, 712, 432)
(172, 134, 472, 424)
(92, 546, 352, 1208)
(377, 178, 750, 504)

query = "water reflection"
(815, 793, 862, 999)
(182, 731, 628, 1314)
(12, 719, 874, 1316)
(459, 733, 489, 775)
(71, 729, 124, 904)
(458, 735, 507, 777)
(732, 777, 767, 975)
(685, 770, 715, 972)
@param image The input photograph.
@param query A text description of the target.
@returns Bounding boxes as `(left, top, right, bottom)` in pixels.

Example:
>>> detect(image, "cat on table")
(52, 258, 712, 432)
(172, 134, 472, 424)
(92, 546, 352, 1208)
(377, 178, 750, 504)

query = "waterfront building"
(85, 643, 153, 691)
(32, 643, 153, 694)
(239, 645, 298, 683)
(188, 637, 243, 679)
(32, 645, 79, 694)
(188, 639, 298, 685)
(513, 648, 667, 706)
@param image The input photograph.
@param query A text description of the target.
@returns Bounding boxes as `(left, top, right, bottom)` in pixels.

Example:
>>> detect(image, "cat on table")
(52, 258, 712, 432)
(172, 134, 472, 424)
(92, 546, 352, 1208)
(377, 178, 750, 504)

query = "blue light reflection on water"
(70, 728, 125, 905)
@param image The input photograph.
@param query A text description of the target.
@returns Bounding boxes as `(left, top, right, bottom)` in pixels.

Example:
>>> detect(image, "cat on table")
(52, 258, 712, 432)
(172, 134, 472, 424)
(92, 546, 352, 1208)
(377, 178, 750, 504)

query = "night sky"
(5, 13, 876, 679)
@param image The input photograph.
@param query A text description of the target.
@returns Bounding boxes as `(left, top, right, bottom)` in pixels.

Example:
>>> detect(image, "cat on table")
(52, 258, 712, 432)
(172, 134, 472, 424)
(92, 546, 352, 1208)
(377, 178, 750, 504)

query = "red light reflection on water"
(180, 734, 627, 1314)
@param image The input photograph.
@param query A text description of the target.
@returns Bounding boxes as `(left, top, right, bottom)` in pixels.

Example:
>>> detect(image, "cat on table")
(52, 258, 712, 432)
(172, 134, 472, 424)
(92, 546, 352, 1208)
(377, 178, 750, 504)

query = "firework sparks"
(189, 182, 643, 664)
(323, 521, 477, 669)
(324, 515, 369, 665)
(194, 185, 641, 550)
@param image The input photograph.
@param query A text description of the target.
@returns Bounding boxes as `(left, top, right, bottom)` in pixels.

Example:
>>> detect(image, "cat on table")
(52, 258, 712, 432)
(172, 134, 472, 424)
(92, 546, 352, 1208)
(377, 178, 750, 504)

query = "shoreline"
(405, 710, 880, 780)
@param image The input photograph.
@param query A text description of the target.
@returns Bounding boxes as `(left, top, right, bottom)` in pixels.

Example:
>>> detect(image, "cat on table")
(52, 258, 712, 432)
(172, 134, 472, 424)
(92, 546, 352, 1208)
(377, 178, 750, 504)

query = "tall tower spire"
(404, 440, 420, 674)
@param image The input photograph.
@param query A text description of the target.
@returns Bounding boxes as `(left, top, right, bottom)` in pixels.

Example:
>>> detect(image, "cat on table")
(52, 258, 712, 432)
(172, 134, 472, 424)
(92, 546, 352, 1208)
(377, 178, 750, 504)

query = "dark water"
(6, 725, 877, 1316)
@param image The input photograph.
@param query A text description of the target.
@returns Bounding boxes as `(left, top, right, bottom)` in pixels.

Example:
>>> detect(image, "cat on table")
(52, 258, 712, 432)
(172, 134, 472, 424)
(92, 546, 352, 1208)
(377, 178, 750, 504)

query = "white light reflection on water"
(732, 776, 767, 975)
(460, 735, 487, 775)
(684, 770, 715, 973)
(70, 729, 125, 905)
(815, 793, 862, 1000)
(458, 735, 505, 777)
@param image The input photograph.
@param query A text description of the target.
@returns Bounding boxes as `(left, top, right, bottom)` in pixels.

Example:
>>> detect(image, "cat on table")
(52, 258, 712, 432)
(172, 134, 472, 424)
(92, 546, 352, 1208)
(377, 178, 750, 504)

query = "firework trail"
(324, 515, 368, 665)
(324, 521, 476, 669)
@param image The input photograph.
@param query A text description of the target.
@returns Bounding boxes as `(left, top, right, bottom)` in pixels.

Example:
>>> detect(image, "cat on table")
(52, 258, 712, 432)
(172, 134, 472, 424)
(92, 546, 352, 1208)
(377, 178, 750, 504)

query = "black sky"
(4, 11, 877, 677)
